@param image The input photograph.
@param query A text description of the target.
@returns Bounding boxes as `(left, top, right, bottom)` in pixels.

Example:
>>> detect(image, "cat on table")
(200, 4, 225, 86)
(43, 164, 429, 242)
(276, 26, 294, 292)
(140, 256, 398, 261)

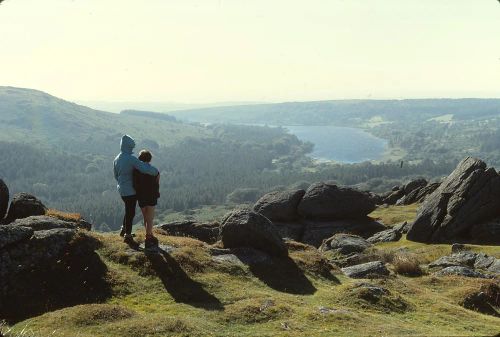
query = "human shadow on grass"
(231, 248, 318, 295)
(146, 247, 223, 311)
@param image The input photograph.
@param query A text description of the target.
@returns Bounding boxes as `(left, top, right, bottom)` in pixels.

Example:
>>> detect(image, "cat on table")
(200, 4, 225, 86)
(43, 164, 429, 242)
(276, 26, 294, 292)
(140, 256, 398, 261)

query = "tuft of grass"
(391, 253, 424, 277)
(8, 308, 202, 337)
(66, 304, 135, 326)
(334, 283, 414, 314)
(287, 240, 339, 278)
(45, 208, 82, 222)
(171, 245, 212, 274)
(223, 298, 293, 324)
(0, 321, 42, 337)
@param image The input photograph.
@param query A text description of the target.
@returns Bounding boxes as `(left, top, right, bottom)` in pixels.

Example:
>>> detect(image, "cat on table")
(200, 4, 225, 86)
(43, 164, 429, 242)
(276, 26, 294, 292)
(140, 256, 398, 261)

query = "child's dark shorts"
(138, 198, 158, 208)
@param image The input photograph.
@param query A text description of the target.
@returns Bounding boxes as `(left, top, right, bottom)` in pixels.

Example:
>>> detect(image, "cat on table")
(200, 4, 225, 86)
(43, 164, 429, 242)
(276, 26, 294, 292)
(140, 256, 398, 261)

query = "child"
(133, 149, 160, 250)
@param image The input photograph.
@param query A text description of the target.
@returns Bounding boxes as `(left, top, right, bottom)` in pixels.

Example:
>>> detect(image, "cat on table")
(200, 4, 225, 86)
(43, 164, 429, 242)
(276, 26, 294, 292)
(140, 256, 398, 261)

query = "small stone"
(434, 266, 490, 278)
(320, 234, 371, 254)
(429, 251, 477, 269)
(341, 261, 390, 278)
(487, 259, 500, 274)
(451, 243, 465, 253)
(367, 228, 401, 243)
(473, 253, 496, 270)
(462, 292, 499, 317)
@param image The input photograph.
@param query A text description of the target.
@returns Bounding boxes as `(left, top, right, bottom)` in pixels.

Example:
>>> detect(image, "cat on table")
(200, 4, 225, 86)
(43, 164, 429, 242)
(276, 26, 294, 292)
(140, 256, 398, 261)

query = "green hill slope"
(0, 86, 209, 154)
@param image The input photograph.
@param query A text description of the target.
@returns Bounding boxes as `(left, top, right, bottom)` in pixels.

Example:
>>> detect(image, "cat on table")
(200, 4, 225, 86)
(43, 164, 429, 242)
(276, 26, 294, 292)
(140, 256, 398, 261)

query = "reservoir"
(285, 125, 388, 163)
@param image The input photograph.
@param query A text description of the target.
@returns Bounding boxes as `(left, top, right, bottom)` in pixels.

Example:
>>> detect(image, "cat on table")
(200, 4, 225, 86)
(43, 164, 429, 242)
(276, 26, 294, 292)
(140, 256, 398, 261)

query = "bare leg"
(145, 206, 155, 237)
(140, 207, 148, 234)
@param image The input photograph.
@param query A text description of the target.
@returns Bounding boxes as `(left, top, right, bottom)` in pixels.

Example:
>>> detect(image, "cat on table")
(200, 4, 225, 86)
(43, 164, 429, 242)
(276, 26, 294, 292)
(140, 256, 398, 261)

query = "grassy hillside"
(0, 86, 210, 154)
(3, 205, 499, 337)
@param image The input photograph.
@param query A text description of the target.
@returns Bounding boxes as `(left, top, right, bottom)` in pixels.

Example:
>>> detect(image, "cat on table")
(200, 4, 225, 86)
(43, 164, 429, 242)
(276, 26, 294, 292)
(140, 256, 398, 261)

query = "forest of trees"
(0, 125, 457, 232)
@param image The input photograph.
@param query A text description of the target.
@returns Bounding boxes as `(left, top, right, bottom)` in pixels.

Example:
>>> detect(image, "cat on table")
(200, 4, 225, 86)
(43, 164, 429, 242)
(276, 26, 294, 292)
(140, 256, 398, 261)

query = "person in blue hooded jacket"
(113, 135, 159, 244)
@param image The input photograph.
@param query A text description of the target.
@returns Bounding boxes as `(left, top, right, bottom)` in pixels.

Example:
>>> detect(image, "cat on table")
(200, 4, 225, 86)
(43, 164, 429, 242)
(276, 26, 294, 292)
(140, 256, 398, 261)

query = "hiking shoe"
(145, 236, 159, 250)
(119, 228, 135, 237)
(124, 235, 139, 249)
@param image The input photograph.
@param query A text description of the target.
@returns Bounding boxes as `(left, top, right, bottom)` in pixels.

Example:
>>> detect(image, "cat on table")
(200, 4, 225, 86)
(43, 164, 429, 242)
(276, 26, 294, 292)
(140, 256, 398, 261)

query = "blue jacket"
(113, 135, 159, 196)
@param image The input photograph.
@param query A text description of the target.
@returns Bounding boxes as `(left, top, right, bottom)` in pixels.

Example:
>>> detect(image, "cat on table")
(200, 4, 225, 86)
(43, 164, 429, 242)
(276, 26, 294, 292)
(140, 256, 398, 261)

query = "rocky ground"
(1, 158, 500, 336)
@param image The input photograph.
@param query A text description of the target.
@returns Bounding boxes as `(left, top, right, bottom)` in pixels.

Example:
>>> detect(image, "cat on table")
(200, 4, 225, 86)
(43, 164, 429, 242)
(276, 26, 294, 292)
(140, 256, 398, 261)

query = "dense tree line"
(371, 117, 500, 167)
(0, 129, 456, 232)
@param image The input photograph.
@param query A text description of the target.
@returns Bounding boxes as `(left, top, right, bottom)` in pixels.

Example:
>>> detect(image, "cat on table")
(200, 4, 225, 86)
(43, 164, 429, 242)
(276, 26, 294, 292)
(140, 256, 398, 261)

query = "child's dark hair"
(138, 149, 152, 162)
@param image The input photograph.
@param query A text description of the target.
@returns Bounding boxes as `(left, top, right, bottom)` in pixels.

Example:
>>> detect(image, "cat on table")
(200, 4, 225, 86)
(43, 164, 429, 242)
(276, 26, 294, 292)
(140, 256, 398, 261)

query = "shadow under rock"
(1, 249, 112, 324)
(232, 249, 317, 295)
(146, 248, 224, 311)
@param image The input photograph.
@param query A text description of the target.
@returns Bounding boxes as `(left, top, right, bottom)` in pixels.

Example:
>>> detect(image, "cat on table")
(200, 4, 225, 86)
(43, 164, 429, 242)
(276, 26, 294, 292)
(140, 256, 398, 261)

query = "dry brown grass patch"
(391, 253, 424, 276)
(46, 208, 82, 222)
(154, 231, 207, 249)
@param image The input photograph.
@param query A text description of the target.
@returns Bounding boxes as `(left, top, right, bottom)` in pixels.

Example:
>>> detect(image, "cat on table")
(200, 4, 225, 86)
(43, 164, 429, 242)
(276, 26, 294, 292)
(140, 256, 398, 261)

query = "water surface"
(285, 125, 388, 163)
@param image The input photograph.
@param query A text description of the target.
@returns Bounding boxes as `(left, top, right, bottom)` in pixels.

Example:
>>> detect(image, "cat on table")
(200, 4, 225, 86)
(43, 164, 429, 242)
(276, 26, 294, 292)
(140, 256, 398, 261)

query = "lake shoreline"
(283, 125, 391, 164)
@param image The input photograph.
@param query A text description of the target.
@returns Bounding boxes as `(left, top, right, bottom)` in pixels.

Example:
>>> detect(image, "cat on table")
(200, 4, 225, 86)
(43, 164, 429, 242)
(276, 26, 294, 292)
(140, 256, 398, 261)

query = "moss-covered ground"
(3, 205, 500, 337)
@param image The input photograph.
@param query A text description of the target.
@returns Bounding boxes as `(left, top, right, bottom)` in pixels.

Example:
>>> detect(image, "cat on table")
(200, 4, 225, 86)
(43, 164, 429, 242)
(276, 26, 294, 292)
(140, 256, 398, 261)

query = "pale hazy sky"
(0, 0, 499, 103)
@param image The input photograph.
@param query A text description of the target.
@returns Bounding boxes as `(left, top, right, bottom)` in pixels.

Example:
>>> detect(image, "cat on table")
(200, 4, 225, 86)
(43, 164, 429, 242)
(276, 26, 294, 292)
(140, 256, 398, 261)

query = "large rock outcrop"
(253, 189, 305, 221)
(407, 157, 500, 244)
(250, 183, 386, 247)
(0, 216, 108, 322)
(0, 179, 8, 220)
(297, 183, 376, 219)
(380, 179, 440, 206)
(219, 210, 288, 257)
(6, 193, 47, 221)
(396, 182, 441, 206)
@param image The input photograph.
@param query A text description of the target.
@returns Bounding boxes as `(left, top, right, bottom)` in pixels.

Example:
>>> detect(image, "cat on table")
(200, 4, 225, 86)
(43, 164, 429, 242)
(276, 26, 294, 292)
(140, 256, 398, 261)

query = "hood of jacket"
(120, 135, 135, 154)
